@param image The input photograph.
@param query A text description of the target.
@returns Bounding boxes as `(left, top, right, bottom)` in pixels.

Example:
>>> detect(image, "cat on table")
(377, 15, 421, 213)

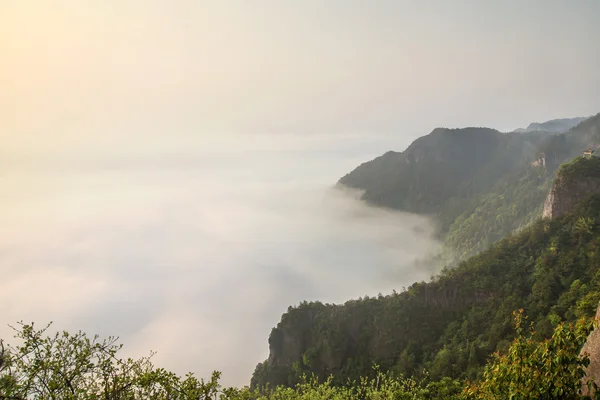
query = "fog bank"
(0, 134, 441, 386)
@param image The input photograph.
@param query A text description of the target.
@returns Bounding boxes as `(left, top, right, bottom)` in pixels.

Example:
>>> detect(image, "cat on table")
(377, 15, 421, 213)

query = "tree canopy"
(2, 312, 599, 399)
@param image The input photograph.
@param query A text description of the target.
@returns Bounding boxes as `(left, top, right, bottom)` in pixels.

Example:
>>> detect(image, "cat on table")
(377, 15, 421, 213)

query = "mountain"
(543, 156, 600, 219)
(251, 156, 600, 389)
(338, 127, 548, 233)
(443, 114, 600, 260)
(512, 116, 589, 134)
(339, 114, 600, 261)
(337, 127, 542, 214)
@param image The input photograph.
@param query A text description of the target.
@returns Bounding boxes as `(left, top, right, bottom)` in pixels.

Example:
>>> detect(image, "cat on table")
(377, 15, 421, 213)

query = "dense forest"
(1, 313, 599, 398)
(339, 113, 600, 262)
(251, 193, 600, 389)
(248, 134, 600, 397)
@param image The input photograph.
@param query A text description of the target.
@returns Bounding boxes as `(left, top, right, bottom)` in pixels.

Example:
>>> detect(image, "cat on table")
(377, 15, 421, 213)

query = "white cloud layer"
(0, 135, 441, 386)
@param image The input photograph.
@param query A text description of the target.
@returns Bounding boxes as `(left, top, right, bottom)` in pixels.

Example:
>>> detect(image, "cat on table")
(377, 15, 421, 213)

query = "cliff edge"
(581, 302, 600, 395)
(543, 156, 600, 219)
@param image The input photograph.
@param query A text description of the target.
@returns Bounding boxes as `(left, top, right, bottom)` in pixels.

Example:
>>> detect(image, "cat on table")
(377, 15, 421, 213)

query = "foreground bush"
(462, 310, 599, 400)
(1, 312, 599, 399)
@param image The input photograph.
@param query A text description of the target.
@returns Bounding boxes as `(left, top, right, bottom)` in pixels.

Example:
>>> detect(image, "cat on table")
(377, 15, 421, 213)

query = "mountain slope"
(338, 127, 548, 233)
(339, 114, 600, 261)
(252, 161, 600, 389)
(444, 114, 600, 260)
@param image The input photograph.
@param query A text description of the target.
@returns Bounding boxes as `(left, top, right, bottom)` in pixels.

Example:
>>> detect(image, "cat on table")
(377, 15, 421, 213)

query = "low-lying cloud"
(0, 134, 441, 386)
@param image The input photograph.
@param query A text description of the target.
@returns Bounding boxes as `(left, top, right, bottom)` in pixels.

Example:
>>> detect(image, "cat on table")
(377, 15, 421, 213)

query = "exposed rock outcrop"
(531, 155, 546, 168)
(542, 156, 600, 219)
(581, 303, 600, 395)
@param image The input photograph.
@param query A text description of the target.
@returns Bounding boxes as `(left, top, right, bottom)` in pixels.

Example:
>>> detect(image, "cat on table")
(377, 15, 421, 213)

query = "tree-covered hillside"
(3, 313, 599, 399)
(339, 114, 600, 262)
(252, 162, 600, 389)
(338, 127, 548, 233)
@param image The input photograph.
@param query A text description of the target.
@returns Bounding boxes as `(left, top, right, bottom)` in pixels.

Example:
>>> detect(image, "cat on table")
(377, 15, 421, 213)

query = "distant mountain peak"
(512, 116, 588, 134)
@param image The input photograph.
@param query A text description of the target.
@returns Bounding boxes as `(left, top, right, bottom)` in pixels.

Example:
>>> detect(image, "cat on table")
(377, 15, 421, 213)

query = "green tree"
(0, 321, 231, 399)
(462, 310, 600, 399)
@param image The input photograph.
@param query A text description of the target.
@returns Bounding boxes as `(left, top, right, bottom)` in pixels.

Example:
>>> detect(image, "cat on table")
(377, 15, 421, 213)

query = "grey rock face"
(543, 172, 600, 219)
(581, 303, 600, 395)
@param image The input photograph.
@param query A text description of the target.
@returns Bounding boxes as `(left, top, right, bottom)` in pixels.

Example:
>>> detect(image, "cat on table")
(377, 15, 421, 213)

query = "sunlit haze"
(1, 0, 600, 386)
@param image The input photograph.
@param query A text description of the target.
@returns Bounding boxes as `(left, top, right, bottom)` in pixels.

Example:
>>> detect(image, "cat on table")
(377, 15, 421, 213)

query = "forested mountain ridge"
(337, 127, 547, 230)
(339, 113, 600, 261)
(513, 116, 588, 133)
(251, 156, 600, 390)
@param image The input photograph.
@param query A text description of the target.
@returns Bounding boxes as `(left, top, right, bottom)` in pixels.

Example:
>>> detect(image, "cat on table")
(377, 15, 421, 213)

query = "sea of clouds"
(0, 133, 440, 386)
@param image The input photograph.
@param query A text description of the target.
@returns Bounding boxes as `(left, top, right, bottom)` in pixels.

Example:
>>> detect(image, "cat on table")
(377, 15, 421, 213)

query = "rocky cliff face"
(543, 156, 600, 219)
(581, 302, 600, 396)
(266, 303, 326, 369)
(251, 280, 495, 389)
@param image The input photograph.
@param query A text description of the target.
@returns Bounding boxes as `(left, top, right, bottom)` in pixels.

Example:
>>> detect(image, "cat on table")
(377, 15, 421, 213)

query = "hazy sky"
(2, 0, 600, 146)
(1, 0, 600, 387)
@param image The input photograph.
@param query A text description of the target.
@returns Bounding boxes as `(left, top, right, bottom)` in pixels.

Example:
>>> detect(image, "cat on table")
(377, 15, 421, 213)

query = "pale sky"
(2, 0, 600, 150)
(1, 0, 600, 388)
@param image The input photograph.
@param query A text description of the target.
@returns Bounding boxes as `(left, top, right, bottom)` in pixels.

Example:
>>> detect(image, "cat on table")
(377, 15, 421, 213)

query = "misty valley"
(4, 113, 600, 399)
(3, 1, 600, 398)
